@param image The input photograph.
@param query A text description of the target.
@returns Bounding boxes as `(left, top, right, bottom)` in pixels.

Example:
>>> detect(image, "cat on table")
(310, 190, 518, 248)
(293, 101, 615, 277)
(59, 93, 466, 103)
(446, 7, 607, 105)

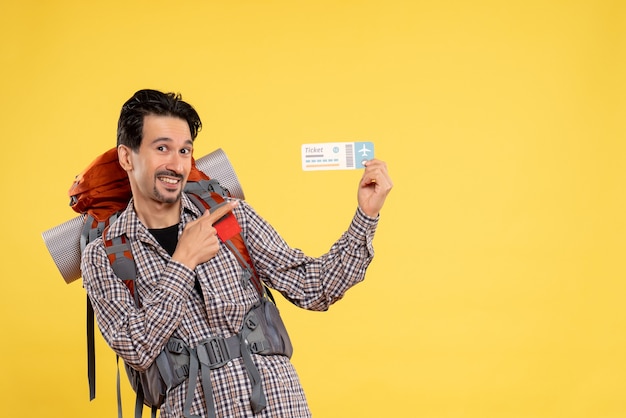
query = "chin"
(154, 187, 182, 204)
(162, 197, 180, 204)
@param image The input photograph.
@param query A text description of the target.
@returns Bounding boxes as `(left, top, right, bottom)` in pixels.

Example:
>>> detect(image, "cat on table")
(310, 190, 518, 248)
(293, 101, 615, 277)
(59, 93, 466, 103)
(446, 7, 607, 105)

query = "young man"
(81, 89, 393, 417)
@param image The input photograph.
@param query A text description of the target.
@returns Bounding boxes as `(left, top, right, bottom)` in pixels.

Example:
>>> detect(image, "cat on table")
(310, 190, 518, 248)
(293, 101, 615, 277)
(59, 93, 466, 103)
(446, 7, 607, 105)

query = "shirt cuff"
(347, 207, 379, 244)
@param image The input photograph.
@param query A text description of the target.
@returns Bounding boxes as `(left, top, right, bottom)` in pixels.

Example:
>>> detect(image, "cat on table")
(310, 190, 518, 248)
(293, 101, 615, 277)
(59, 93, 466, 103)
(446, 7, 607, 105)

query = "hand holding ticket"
(301, 142, 375, 171)
(358, 158, 393, 217)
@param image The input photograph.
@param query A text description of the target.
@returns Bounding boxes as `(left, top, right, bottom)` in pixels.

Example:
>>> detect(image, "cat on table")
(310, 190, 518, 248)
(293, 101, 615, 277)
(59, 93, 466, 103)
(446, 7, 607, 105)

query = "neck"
(133, 198, 181, 229)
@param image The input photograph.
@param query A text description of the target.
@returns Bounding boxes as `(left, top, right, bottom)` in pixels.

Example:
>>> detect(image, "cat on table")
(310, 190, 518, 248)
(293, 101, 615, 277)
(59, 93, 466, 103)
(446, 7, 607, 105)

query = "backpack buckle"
(167, 338, 185, 354)
(197, 337, 231, 369)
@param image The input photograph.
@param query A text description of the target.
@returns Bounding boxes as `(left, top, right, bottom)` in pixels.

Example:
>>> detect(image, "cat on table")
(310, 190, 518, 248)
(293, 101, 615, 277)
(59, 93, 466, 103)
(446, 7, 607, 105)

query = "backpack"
(67, 148, 292, 418)
(66, 147, 237, 401)
(101, 183, 266, 418)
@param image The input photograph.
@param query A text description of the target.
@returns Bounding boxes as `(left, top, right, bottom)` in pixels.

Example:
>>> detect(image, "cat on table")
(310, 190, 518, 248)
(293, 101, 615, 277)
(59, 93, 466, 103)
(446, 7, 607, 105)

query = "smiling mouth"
(158, 176, 180, 185)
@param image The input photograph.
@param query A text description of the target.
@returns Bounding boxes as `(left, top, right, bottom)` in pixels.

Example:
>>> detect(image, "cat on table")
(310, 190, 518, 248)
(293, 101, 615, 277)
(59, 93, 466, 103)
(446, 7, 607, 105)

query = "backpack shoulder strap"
(100, 225, 151, 418)
(185, 185, 265, 298)
(80, 212, 121, 401)
(82, 216, 139, 408)
(102, 225, 140, 307)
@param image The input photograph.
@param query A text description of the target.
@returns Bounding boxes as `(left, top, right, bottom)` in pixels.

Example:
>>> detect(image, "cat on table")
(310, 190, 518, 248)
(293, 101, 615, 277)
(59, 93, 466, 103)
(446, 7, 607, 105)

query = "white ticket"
(301, 142, 374, 171)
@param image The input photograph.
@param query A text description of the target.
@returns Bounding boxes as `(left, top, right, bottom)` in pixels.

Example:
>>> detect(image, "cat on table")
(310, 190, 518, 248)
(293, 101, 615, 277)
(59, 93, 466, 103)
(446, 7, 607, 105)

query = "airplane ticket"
(301, 142, 375, 171)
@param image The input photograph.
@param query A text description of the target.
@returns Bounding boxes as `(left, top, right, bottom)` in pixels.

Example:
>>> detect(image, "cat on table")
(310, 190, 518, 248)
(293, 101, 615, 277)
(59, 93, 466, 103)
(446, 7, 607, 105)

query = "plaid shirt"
(82, 193, 378, 417)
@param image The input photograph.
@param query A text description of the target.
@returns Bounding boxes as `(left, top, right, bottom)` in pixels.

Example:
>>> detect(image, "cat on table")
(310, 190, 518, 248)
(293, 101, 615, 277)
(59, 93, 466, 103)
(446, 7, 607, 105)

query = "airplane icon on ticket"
(358, 143, 372, 158)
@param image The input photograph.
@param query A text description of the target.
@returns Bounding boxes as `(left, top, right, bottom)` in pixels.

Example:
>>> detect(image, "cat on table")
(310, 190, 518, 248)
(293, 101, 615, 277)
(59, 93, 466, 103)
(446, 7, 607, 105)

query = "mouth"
(158, 176, 180, 185)
(157, 173, 184, 190)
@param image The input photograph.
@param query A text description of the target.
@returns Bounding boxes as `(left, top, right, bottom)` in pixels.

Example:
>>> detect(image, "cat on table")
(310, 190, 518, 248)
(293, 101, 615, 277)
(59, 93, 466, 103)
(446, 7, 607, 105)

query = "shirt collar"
(105, 193, 202, 242)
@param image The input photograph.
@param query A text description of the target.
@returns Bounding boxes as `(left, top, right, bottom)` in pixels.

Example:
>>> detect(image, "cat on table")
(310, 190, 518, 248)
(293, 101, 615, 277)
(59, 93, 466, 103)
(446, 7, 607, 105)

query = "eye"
(180, 147, 192, 155)
(157, 145, 167, 152)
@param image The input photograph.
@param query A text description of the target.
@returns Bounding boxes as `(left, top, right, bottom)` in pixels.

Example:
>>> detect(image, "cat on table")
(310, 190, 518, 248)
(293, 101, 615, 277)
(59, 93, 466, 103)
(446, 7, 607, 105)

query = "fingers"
(362, 159, 393, 191)
(357, 159, 393, 217)
(202, 201, 239, 226)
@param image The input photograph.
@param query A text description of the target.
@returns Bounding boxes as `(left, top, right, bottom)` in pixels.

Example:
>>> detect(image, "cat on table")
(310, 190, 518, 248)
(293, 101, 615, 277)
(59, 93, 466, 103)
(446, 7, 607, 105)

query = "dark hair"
(117, 89, 202, 150)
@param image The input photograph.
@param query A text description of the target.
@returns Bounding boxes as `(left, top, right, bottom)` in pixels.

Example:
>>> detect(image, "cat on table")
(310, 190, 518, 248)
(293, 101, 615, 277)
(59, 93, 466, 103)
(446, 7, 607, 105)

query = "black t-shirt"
(148, 224, 179, 256)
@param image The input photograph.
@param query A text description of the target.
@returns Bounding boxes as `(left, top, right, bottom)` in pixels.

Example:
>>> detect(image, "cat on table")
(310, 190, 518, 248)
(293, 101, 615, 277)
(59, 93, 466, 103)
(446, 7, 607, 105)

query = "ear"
(118, 145, 133, 171)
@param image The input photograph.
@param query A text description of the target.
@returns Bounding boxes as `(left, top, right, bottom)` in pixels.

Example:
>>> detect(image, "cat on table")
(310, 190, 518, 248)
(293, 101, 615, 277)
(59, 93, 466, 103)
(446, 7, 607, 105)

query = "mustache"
(155, 170, 184, 180)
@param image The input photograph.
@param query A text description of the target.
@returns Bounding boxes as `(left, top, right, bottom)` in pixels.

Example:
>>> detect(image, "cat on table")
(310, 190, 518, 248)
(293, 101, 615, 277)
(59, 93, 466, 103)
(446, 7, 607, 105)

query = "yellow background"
(1, 0, 625, 417)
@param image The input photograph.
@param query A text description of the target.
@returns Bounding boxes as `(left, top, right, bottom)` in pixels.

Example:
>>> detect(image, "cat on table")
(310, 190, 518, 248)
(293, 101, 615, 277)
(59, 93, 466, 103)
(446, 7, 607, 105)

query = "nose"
(165, 152, 185, 175)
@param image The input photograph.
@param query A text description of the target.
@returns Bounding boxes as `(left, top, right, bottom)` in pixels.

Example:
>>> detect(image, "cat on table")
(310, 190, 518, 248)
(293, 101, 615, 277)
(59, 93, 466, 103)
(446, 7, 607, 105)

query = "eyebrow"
(150, 137, 194, 146)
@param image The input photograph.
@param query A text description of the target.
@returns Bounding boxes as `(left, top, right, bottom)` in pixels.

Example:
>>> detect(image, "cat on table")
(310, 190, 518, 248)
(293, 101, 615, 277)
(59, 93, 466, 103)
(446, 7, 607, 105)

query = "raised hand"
(357, 159, 393, 218)
(172, 201, 239, 270)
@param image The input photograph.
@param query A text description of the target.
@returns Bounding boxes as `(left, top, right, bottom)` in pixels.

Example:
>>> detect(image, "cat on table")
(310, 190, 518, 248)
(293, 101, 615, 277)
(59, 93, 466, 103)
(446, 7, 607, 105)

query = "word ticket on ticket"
(301, 142, 375, 171)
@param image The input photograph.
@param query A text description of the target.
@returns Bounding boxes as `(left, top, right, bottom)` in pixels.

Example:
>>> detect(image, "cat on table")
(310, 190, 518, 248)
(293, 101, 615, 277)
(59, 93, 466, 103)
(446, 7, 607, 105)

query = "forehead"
(141, 114, 192, 144)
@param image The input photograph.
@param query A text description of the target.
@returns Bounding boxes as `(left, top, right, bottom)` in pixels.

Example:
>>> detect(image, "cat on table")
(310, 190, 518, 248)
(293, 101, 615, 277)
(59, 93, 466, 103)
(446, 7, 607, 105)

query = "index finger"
(203, 201, 238, 225)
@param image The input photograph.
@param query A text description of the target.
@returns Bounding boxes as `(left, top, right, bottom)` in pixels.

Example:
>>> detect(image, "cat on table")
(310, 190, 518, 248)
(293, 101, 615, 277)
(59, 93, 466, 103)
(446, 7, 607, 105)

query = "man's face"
(121, 114, 193, 208)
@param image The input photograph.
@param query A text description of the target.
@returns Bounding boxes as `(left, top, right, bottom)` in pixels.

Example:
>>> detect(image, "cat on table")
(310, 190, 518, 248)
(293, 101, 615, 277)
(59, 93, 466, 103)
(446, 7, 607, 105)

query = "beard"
(153, 170, 184, 204)
(153, 186, 182, 204)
